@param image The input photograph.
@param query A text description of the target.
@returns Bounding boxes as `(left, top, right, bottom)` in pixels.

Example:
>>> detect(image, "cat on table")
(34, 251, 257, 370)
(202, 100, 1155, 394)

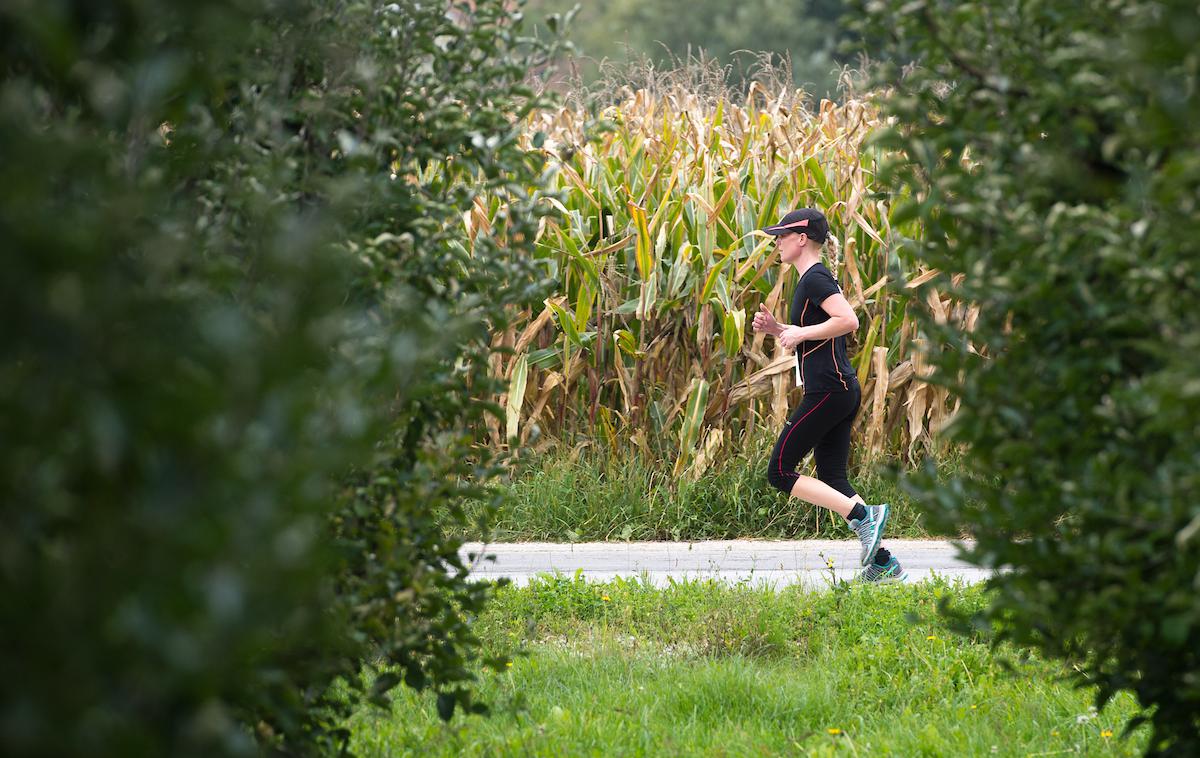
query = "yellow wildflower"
(926, 635, 937, 641)
(602, 595, 611, 602)
(1101, 729, 1113, 738)
(827, 728, 841, 735)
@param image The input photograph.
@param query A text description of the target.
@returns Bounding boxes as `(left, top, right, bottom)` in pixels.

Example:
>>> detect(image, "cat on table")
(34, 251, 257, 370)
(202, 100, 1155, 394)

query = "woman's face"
(774, 232, 806, 264)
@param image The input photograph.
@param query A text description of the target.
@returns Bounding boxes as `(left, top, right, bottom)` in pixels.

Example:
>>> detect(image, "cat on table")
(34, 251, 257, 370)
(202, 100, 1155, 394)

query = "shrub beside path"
(460, 539, 987, 587)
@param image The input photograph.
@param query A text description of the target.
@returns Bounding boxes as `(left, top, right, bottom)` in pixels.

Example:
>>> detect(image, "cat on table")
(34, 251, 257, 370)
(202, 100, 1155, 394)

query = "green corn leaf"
(856, 315, 881, 386)
(628, 201, 654, 281)
(612, 329, 642, 357)
(758, 177, 788, 228)
(597, 406, 617, 450)
(505, 354, 528, 445)
(714, 276, 733, 313)
(548, 300, 582, 346)
(722, 307, 746, 358)
(693, 201, 715, 263)
(561, 234, 600, 288)
(698, 252, 733, 307)
(673, 378, 710, 478)
(805, 156, 836, 209)
(666, 242, 696, 300)
(615, 297, 640, 315)
(637, 273, 658, 320)
(527, 346, 563, 370)
(574, 276, 595, 332)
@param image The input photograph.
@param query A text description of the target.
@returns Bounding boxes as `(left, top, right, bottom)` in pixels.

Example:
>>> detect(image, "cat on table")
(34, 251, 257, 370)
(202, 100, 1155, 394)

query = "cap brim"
(761, 217, 814, 236)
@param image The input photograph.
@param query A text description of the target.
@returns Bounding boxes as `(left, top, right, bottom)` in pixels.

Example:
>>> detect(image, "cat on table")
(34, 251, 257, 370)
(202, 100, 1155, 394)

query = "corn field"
(473, 86, 975, 474)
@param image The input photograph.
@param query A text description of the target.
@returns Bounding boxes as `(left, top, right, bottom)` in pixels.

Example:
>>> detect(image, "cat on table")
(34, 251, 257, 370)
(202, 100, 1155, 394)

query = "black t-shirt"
(788, 262, 858, 392)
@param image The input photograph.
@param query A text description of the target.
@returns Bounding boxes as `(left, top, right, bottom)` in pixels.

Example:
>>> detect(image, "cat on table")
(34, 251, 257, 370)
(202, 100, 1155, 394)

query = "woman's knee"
(765, 467, 794, 495)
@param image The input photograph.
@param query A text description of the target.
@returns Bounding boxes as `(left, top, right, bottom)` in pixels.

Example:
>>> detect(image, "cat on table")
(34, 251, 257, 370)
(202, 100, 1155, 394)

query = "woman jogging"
(752, 208, 905, 583)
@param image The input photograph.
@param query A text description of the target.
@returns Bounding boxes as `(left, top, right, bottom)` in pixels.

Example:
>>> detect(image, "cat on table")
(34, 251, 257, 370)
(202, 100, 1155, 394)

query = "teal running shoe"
(858, 555, 908, 584)
(849, 503, 890, 566)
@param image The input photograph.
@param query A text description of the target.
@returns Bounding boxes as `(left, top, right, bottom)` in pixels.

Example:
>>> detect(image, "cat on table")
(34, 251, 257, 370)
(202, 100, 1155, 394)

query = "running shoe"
(857, 555, 908, 584)
(849, 503, 890, 566)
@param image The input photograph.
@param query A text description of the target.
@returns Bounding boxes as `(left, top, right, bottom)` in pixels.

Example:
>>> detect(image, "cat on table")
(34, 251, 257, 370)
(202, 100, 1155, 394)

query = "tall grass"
(454, 436, 965, 541)
(473, 83, 975, 475)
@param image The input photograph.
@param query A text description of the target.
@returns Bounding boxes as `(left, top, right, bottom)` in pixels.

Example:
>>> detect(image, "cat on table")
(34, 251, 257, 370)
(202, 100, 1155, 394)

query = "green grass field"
(348, 576, 1147, 756)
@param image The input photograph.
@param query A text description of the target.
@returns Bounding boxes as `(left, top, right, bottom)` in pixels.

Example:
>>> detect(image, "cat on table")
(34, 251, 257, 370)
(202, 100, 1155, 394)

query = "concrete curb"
(459, 538, 987, 589)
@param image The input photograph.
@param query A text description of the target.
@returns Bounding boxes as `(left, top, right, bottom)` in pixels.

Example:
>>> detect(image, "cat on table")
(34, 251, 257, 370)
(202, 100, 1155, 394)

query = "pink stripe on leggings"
(776, 393, 831, 481)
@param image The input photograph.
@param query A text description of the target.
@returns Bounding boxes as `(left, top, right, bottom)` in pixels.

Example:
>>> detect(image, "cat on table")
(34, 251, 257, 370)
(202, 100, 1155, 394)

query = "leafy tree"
(526, 0, 856, 96)
(1, 0, 553, 755)
(853, 0, 1200, 753)
(302, 0, 556, 739)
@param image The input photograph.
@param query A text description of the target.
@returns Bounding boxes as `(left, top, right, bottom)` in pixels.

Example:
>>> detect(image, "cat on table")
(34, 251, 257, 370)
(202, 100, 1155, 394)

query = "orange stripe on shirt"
(798, 301, 809, 385)
(803, 339, 830, 357)
(831, 338, 848, 390)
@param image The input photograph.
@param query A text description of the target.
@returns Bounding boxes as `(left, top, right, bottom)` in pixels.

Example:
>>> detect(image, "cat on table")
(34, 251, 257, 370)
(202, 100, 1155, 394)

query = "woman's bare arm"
(778, 293, 859, 348)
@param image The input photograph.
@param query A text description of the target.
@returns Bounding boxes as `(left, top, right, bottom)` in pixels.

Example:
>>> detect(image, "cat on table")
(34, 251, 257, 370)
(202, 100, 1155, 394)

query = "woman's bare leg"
(788, 474, 856, 518)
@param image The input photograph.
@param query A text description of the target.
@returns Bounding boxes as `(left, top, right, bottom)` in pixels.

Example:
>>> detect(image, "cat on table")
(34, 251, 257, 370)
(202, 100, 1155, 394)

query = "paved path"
(459, 539, 987, 589)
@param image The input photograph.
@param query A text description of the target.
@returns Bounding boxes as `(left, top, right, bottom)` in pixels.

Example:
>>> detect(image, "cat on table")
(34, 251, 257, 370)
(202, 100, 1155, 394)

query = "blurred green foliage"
(854, 0, 1200, 753)
(525, 0, 856, 96)
(1, 0, 554, 755)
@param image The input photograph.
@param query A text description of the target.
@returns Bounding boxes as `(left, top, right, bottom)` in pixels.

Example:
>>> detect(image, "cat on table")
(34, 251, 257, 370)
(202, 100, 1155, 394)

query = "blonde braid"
(823, 230, 842, 277)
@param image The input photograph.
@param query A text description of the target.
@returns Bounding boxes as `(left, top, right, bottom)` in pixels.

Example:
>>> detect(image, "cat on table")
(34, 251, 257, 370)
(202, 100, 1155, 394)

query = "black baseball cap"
(761, 208, 829, 242)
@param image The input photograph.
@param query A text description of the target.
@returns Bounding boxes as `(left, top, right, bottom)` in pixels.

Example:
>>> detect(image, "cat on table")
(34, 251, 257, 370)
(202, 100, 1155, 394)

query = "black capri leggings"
(765, 385, 862, 498)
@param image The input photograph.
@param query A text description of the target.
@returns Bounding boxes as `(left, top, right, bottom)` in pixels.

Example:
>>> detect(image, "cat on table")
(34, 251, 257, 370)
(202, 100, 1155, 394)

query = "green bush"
(853, 0, 1200, 754)
(1, 0, 555, 755)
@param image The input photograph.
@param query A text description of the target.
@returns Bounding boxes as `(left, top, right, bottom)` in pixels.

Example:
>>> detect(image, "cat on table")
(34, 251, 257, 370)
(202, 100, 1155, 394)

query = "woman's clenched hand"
(751, 303, 783, 336)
